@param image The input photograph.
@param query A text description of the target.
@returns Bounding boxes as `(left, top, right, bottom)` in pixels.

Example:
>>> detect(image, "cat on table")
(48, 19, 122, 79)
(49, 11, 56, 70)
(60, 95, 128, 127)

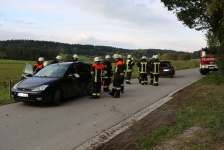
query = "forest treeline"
(0, 40, 200, 60)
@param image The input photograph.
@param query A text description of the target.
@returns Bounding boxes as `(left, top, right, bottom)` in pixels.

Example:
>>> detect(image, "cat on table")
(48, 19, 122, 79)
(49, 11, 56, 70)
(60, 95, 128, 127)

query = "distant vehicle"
(199, 48, 218, 75)
(159, 61, 175, 77)
(11, 62, 93, 105)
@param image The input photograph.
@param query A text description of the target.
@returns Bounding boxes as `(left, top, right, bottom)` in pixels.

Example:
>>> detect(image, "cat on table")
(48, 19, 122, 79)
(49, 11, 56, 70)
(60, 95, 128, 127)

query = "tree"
(161, 0, 224, 74)
(131, 49, 147, 61)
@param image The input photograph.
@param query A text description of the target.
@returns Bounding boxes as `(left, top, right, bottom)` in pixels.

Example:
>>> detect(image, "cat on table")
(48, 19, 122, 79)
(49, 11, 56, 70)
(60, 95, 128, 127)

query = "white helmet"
(73, 54, 78, 58)
(94, 57, 100, 62)
(113, 54, 119, 59)
(56, 55, 62, 60)
(152, 55, 158, 59)
(119, 55, 122, 58)
(105, 55, 111, 59)
(127, 54, 132, 58)
(142, 56, 147, 59)
(38, 57, 45, 62)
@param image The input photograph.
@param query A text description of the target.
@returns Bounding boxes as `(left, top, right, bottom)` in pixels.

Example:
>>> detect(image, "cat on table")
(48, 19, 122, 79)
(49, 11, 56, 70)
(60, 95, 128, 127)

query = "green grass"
(169, 59, 199, 70)
(138, 72, 224, 149)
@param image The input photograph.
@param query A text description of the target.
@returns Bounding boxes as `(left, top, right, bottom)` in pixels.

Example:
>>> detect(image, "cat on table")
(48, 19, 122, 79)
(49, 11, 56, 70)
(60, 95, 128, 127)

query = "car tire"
(200, 69, 209, 75)
(23, 101, 34, 105)
(86, 82, 93, 96)
(52, 89, 61, 106)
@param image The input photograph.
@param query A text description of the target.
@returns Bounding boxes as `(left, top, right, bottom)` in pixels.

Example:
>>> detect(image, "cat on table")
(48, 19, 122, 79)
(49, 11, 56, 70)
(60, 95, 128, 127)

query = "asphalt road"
(0, 68, 202, 150)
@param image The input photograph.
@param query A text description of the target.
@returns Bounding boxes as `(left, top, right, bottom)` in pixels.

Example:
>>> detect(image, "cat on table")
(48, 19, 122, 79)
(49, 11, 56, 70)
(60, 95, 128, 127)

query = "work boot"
(121, 86, 124, 93)
(103, 88, 109, 92)
(126, 81, 131, 84)
(113, 90, 120, 98)
(89, 96, 97, 99)
(109, 89, 116, 97)
(153, 83, 158, 86)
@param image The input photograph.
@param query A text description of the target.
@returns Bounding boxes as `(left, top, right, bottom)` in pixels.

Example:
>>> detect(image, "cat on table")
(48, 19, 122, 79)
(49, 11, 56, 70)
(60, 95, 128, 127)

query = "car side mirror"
(74, 73, 80, 78)
(68, 73, 80, 78)
(26, 74, 33, 77)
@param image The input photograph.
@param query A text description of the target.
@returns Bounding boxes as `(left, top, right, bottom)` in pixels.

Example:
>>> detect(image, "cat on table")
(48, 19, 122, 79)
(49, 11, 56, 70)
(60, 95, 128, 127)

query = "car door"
(64, 65, 82, 97)
(21, 63, 34, 80)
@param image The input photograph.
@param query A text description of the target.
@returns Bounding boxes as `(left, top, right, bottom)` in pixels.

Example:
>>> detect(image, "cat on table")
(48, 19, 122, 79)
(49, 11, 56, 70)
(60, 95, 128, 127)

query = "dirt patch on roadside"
(94, 95, 181, 150)
(93, 83, 210, 150)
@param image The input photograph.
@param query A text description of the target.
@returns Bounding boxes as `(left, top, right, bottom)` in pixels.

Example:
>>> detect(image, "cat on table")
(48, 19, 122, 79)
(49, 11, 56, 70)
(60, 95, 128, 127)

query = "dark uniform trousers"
(102, 60, 113, 92)
(90, 63, 104, 98)
(138, 61, 149, 85)
(109, 60, 124, 98)
(152, 61, 160, 86)
(103, 76, 111, 92)
(125, 59, 134, 84)
(120, 75, 124, 93)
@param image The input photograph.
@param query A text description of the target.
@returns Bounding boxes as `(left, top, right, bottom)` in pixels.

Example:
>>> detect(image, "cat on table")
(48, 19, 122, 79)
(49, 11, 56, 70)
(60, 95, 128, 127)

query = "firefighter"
(73, 54, 79, 62)
(33, 57, 45, 74)
(151, 55, 160, 86)
(137, 56, 150, 85)
(51, 55, 63, 64)
(125, 54, 135, 84)
(148, 56, 154, 85)
(109, 54, 124, 98)
(119, 55, 125, 93)
(89, 57, 104, 99)
(102, 55, 113, 92)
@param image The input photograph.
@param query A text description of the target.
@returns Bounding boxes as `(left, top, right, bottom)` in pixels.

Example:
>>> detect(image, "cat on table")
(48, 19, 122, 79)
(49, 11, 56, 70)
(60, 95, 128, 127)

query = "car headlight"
(32, 85, 49, 91)
(13, 83, 19, 90)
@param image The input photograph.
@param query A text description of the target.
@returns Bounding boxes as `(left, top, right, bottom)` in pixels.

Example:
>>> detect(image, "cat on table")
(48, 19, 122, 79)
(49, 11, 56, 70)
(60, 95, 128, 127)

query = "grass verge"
(138, 72, 224, 149)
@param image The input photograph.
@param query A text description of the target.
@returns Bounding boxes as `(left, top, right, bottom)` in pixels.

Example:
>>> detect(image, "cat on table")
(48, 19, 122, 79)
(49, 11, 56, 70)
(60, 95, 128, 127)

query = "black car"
(159, 61, 175, 77)
(11, 62, 93, 105)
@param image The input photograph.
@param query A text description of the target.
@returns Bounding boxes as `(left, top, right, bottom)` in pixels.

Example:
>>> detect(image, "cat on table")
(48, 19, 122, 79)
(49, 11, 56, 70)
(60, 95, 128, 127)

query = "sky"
(0, 0, 207, 52)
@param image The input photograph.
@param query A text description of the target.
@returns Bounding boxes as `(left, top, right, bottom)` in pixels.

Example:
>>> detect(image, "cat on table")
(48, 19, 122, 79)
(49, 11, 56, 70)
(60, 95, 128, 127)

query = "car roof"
(50, 61, 91, 66)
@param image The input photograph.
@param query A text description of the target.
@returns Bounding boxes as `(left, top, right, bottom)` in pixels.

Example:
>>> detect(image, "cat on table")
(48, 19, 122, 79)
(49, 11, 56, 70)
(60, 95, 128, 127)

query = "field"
(0, 58, 199, 105)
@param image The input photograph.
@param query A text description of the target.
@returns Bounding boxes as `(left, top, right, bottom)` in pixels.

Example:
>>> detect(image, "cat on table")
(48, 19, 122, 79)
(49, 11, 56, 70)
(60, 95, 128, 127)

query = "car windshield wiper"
(34, 75, 49, 78)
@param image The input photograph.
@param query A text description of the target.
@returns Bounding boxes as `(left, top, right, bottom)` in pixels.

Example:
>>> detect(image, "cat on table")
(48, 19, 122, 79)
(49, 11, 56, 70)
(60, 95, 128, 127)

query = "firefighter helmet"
(113, 54, 119, 59)
(56, 55, 62, 60)
(38, 57, 45, 62)
(153, 55, 158, 59)
(142, 56, 147, 59)
(105, 55, 111, 59)
(94, 57, 100, 62)
(73, 54, 78, 58)
(127, 54, 132, 58)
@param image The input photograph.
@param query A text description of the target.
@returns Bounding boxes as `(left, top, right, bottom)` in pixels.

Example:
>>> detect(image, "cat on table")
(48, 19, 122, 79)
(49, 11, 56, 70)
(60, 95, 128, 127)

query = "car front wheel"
(52, 89, 61, 106)
(86, 82, 93, 96)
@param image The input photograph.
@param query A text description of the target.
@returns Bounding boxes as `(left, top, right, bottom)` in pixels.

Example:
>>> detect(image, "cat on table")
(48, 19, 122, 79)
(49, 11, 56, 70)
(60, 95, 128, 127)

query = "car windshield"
(34, 65, 69, 78)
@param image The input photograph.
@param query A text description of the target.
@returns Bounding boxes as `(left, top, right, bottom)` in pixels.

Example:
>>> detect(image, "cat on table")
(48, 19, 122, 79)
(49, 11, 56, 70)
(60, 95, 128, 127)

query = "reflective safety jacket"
(126, 58, 135, 72)
(137, 59, 150, 74)
(91, 63, 104, 82)
(114, 60, 124, 79)
(152, 59, 160, 75)
(102, 60, 113, 78)
(33, 63, 44, 74)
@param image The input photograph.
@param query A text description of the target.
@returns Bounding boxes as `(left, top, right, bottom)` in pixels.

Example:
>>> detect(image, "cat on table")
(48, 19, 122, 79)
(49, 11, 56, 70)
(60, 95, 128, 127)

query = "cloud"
(0, 0, 206, 52)
(66, 0, 175, 26)
(0, 30, 39, 40)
